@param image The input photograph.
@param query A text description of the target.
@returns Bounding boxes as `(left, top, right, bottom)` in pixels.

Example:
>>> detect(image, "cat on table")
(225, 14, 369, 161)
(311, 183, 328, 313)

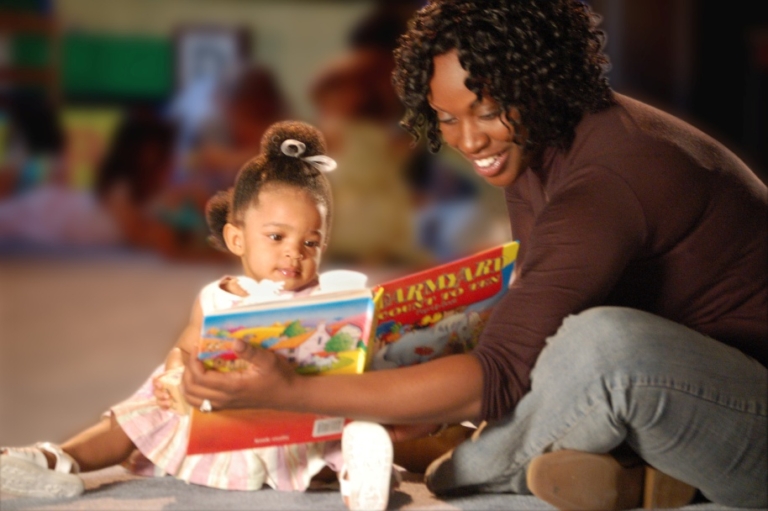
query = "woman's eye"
(480, 111, 501, 120)
(437, 117, 457, 125)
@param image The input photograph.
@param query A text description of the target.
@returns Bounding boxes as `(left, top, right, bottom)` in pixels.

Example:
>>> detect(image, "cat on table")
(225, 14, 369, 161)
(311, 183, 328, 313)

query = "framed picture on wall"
(173, 25, 251, 91)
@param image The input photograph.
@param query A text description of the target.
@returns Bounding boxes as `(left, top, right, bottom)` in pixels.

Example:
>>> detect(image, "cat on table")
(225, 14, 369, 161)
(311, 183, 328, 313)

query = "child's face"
(224, 185, 328, 291)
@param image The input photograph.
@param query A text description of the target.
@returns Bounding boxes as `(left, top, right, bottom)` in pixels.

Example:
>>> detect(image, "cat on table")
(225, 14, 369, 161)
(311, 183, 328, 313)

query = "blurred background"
(0, 0, 511, 266)
(0, 0, 766, 447)
(0, 0, 766, 264)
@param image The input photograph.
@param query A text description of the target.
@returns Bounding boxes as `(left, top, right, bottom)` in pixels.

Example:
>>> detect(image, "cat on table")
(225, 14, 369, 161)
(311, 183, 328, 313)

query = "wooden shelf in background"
(0, 67, 57, 83)
(0, 10, 60, 102)
(0, 11, 57, 33)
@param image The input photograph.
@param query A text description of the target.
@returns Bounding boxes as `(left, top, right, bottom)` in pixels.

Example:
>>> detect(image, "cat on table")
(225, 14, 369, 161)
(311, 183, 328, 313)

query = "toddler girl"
(1, 120, 394, 511)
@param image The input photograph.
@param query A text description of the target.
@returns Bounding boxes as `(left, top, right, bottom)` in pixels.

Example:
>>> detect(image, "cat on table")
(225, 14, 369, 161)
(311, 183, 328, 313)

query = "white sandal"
(339, 421, 394, 511)
(0, 442, 84, 498)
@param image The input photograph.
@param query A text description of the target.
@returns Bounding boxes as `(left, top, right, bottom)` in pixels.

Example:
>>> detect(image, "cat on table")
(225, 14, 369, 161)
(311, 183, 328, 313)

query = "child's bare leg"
(1, 414, 137, 498)
(45, 414, 136, 473)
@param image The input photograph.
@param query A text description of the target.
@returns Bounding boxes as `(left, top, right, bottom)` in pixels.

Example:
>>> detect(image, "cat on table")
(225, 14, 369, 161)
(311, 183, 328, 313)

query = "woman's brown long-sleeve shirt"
(472, 93, 768, 422)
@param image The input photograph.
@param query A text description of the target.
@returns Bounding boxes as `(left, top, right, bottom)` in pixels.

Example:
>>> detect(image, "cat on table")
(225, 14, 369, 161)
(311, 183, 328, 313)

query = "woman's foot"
(340, 421, 394, 511)
(526, 450, 696, 510)
(0, 442, 84, 498)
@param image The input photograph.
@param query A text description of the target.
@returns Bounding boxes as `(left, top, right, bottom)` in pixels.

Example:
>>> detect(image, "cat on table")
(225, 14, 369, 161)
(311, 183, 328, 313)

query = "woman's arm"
(182, 340, 485, 425)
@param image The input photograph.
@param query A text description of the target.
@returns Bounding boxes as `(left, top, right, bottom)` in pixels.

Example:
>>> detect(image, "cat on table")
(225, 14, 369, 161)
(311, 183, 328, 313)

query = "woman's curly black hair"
(393, 0, 614, 154)
(205, 120, 334, 252)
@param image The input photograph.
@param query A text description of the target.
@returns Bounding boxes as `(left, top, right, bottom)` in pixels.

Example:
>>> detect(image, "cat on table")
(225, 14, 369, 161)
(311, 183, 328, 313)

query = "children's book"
(370, 240, 519, 370)
(187, 287, 380, 454)
(186, 240, 519, 454)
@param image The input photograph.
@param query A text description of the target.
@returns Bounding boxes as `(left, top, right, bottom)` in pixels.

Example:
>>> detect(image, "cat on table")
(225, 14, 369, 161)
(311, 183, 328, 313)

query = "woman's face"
(428, 50, 529, 188)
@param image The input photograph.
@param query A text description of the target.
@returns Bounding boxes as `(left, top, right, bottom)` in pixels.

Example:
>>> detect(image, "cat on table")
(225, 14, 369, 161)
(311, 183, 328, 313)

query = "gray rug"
(0, 465, 753, 511)
(0, 466, 558, 511)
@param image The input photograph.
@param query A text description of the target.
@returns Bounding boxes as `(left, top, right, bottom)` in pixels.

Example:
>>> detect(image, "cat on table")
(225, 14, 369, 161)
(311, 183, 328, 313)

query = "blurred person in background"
(310, 5, 426, 267)
(182, 65, 292, 198)
(0, 110, 203, 258)
(0, 93, 66, 198)
(311, 2, 506, 267)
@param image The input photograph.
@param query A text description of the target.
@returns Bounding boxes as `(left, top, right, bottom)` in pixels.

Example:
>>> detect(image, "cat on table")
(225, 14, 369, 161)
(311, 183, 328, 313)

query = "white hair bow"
(281, 139, 337, 173)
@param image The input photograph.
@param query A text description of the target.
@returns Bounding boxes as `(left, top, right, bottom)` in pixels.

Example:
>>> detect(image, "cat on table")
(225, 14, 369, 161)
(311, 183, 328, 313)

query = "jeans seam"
(615, 379, 768, 417)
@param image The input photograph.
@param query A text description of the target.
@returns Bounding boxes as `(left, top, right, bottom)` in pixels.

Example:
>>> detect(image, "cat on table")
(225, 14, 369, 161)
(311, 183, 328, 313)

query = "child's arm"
(154, 298, 204, 412)
(164, 299, 204, 372)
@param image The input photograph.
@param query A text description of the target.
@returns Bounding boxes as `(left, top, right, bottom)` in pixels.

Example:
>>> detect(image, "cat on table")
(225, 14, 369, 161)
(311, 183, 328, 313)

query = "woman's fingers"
(182, 348, 235, 407)
(233, 338, 280, 371)
(181, 342, 282, 409)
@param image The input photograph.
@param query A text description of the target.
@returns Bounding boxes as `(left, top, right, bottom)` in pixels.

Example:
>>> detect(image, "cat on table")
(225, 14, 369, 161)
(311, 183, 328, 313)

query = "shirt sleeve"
(472, 166, 648, 421)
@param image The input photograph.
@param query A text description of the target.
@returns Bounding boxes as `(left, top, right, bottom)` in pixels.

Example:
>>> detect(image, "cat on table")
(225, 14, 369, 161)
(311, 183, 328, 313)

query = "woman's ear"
(223, 223, 245, 256)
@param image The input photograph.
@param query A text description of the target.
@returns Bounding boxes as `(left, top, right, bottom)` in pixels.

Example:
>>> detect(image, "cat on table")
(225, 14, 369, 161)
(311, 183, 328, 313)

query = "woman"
(182, 1, 767, 509)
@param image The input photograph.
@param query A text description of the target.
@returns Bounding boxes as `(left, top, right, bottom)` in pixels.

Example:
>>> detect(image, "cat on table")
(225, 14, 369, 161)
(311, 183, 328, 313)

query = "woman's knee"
(531, 307, 651, 383)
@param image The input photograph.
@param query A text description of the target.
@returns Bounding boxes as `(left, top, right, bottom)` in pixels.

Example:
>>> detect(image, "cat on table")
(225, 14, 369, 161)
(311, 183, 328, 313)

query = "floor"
(0, 251, 755, 510)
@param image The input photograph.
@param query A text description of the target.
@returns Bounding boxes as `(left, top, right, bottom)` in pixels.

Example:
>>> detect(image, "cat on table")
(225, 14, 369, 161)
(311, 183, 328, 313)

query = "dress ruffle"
(112, 365, 341, 491)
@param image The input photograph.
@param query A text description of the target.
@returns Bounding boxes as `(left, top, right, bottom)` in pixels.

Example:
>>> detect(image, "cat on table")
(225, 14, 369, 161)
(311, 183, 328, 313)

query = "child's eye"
(304, 240, 320, 248)
(268, 233, 283, 241)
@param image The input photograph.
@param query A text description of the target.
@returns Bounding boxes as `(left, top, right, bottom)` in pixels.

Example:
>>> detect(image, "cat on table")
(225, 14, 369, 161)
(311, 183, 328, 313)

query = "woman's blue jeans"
(426, 307, 767, 508)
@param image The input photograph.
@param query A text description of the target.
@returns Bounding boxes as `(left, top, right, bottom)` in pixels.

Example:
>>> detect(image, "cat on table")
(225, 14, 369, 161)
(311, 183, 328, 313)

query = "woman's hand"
(184, 339, 485, 424)
(182, 338, 298, 411)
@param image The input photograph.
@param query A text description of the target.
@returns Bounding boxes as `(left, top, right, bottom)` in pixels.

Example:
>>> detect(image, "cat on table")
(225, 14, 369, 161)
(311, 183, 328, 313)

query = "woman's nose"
(458, 121, 488, 155)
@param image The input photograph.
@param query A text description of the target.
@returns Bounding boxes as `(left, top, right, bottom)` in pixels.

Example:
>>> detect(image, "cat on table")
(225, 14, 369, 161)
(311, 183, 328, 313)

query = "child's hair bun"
(261, 120, 328, 161)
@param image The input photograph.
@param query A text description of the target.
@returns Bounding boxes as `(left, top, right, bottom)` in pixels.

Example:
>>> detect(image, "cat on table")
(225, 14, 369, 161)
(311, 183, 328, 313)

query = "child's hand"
(152, 375, 174, 410)
(153, 367, 191, 414)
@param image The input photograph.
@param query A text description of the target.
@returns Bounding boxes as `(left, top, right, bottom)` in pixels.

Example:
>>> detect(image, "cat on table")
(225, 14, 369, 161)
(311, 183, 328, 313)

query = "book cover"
(187, 288, 379, 454)
(370, 240, 519, 369)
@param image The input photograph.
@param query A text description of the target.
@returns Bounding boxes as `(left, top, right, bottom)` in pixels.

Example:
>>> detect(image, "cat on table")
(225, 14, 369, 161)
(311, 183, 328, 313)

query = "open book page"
(370, 241, 519, 369)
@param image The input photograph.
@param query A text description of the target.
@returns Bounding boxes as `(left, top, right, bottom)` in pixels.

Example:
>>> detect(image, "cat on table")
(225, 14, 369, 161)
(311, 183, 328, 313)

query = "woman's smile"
(470, 150, 510, 179)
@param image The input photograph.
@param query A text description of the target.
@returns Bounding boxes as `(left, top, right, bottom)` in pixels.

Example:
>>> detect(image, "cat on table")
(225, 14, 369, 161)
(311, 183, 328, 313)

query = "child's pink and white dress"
(109, 276, 343, 491)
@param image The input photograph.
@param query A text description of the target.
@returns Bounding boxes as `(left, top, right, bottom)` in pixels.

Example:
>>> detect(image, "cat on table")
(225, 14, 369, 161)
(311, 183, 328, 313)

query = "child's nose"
(285, 245, 304, 260)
